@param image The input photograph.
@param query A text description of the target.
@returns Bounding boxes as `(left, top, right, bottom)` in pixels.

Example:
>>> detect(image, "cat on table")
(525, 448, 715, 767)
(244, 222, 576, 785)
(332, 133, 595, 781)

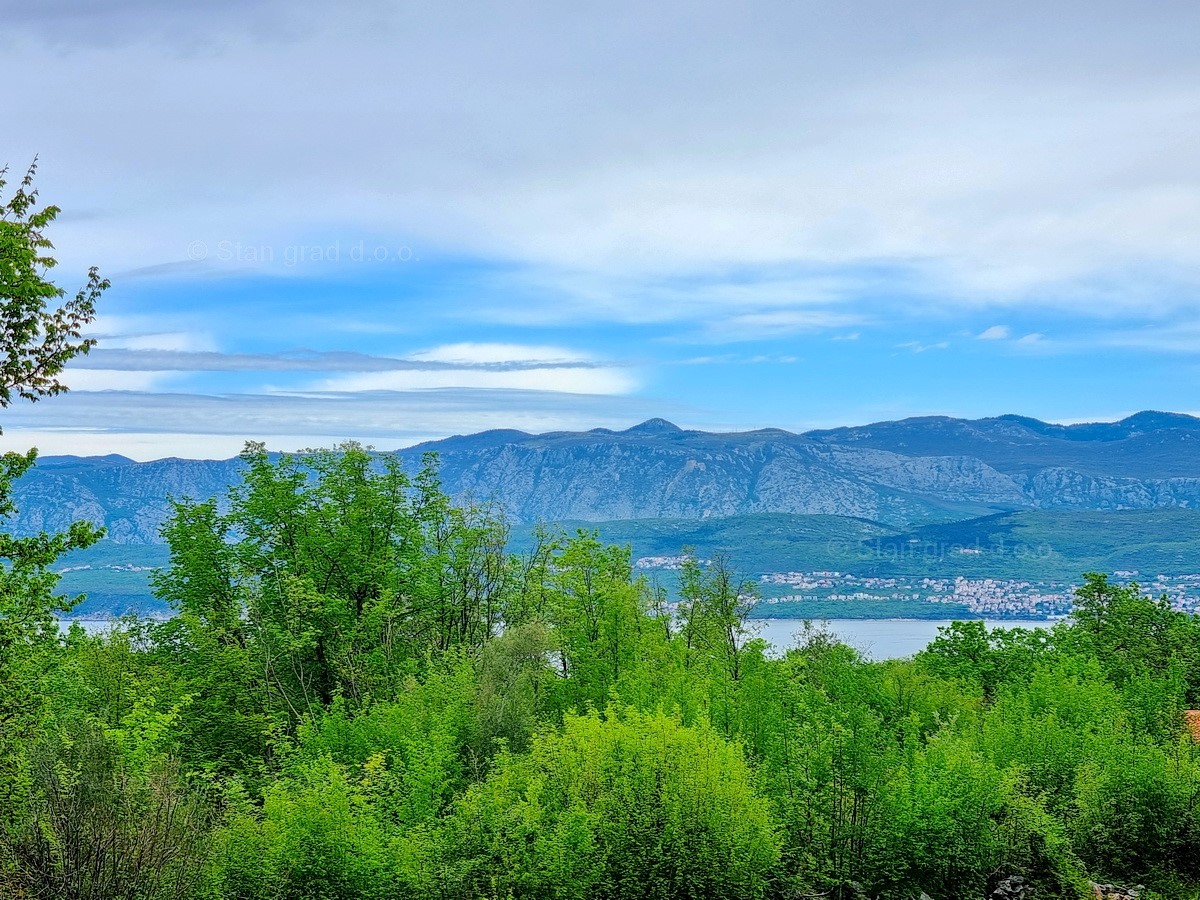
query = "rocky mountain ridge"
(9, 411, 1200, 543)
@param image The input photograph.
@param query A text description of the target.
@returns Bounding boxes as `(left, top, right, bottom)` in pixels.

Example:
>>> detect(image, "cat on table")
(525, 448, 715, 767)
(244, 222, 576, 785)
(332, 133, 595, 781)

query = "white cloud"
(71, 347, 615, 373)
(5, 1, 1200, 323)
(0, 387, 681, 460)
(1092, 322, 1200, 354)
(84, 315, 219, 355)
(410, 343, 591, 365)
(977, 325, 1010, 340)
(101, 331, 218, 352)
(897, 340, 950, 353)
(699, 309, 865, 342)
(310, 366, 636, 395)
(57, 368, 175, 391)
(4, 1, 1199, 455)
(0, 430, 260, 461)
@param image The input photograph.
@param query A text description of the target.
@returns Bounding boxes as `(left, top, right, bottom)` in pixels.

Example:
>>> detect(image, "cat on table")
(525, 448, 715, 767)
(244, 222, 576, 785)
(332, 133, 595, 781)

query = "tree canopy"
(0, 160, 107, 414)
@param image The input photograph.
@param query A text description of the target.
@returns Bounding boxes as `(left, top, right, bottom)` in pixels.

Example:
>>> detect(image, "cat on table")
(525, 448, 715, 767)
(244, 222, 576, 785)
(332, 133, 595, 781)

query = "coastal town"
(635, 556, 1200, 619)
(757, 571, 1200, 619)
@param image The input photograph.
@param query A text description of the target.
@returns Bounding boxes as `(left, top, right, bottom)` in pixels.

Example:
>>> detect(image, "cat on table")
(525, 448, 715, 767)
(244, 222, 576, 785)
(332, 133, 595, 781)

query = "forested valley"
(3, 442, 1200, 900)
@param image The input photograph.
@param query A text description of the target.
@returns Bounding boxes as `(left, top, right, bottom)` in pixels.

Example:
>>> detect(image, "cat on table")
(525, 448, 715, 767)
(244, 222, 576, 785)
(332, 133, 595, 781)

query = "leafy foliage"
(0, 160, 107, 741)
(442, 708, 780, 900)
(0, 160, 107, 411)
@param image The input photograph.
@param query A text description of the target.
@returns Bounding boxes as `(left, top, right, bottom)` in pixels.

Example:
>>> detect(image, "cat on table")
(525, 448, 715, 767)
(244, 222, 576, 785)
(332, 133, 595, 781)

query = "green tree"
(917, 620, 1054, 703)
(217, 754, 397, 900)
(1068, 573, 1200, 699)
(154, 442, 510, 721)
(440, 708, 781, 900)
(7, 705, 213, 900)
(0, 160, 108, 730)
(0, 161, 263, 897)
(543, 532, 649, 712)
(678, 551, 757, 682)
(0, 160, 107, 409)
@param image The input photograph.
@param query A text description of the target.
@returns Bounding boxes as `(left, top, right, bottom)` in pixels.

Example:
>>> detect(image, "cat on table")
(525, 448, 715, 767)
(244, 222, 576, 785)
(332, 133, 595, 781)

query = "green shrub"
(438, 708, 780, 899)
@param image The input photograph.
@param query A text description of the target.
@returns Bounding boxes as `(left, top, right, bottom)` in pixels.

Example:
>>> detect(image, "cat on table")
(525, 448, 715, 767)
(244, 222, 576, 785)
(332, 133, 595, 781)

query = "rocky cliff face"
(8, 412, 1200, 542)
(11, 456, 247, 543)
(1023, 467, 1200, 509)
(419, 440, 1022, 523)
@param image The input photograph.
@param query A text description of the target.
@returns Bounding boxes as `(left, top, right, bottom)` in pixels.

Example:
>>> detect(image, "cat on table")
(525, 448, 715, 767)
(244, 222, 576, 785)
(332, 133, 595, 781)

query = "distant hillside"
(514, 508, 1200, 582)
(873, 507, 1200, 579)
(9, 411, 1200, 543)
(805, 411, 1200, 478)
(58, 507, 1200, 618)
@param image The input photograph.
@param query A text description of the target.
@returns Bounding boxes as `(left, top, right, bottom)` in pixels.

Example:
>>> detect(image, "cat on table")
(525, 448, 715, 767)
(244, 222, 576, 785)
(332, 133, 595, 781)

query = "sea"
(752, 618, 1053, 659)
(62, 616, 1053, 660)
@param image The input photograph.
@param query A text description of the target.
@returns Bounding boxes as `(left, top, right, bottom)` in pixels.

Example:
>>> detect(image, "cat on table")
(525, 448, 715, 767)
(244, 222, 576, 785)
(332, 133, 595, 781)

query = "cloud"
(99, 332, 218, 352)
(0, 0, 304, 47)
(697, 309, 865, 342)
(5, 0, 1200, 323)
(309, 367, 637, 395)
(410, 343, 591, 365)
(0, 387, 683, 459)
(1072, 320, 1200, 355)
(977, 325, 1010, 340)
(55, 369, 176, 391)
(65, 344, 639, 397)
(1012, 333, 1051, 350)
(451, 264, 878, 331)
(70, 347, 618, 373)
(5, 1, 1200, 456)
(897, 340, 950, 353)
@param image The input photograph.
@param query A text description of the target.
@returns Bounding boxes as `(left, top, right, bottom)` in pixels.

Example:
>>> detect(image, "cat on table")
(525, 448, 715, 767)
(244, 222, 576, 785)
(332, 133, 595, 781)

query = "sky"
(2, 0, 1199, 460)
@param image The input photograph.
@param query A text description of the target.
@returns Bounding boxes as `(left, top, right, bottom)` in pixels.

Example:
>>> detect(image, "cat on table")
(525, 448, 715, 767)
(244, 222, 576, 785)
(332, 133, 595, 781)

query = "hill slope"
(8, 411, 1200, 542)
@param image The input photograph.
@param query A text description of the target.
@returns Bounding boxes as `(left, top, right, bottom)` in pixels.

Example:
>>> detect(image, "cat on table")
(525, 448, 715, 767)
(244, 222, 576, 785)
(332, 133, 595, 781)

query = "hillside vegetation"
(5, 444, 1200, 900)
(516, 507, 1200, 580)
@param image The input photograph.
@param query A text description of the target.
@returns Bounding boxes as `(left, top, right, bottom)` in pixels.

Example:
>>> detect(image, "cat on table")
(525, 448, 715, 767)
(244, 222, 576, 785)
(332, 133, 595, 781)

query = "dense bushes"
(4, 448, 1200, 899)
(442, 709, 779, 900)
(4, 717, 211, 900)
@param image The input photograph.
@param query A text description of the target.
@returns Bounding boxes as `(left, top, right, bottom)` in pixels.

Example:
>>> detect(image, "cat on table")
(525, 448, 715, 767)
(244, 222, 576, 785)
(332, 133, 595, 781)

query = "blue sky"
(2, 0, 1199, 459)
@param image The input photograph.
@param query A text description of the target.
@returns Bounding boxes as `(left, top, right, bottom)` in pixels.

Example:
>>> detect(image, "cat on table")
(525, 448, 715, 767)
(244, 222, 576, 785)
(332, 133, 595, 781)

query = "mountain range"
(10, 411, 1200, 544)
